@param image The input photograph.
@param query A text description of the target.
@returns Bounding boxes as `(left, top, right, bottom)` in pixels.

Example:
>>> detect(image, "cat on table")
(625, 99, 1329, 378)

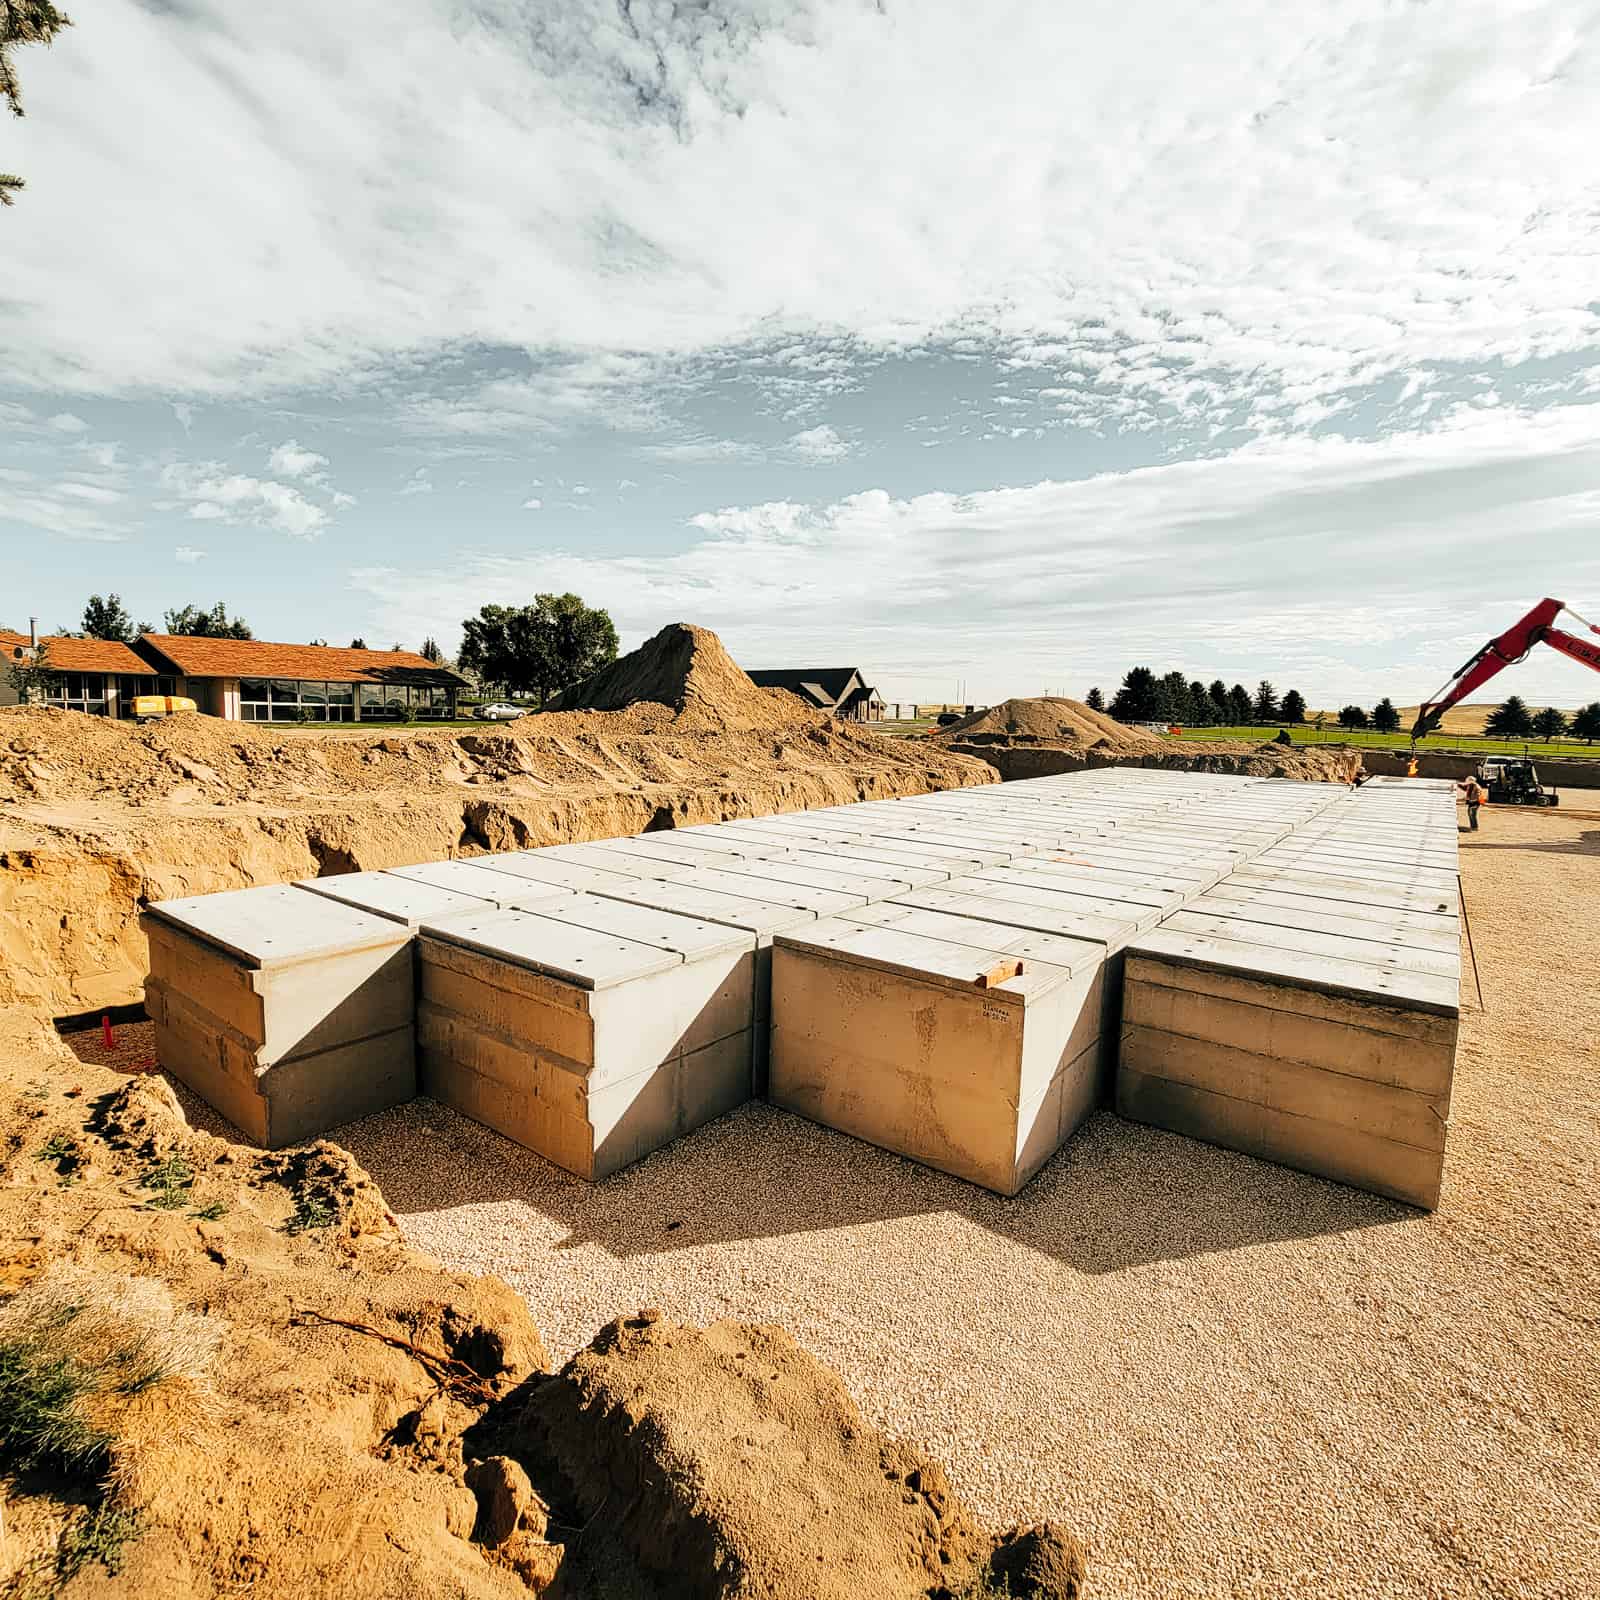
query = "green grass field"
(1171, 725, 1600, 760)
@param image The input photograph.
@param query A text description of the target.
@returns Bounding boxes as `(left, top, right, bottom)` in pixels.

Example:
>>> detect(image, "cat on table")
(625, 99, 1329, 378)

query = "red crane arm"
(1411, 598, 1600, 741)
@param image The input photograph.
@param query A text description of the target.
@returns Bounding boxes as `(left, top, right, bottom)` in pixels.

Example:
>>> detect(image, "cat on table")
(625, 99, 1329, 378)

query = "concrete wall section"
(415, 896, 755, 1180)
(1116, 783, 1461, 1208)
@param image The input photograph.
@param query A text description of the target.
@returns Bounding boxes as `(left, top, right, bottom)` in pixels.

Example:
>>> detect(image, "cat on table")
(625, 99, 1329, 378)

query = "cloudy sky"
(4, 0, 1600, 708)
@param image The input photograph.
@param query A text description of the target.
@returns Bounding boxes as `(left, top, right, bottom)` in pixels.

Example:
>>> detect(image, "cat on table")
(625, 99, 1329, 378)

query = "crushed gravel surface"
(184, 804, 1600, 1597)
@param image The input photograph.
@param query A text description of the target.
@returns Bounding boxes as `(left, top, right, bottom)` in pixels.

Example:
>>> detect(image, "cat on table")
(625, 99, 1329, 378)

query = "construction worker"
(1460, 772, 1486, 830)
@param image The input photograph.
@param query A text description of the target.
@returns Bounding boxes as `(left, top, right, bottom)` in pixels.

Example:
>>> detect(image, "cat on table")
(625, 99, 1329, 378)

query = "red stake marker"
(102, 1013, 115, 1051)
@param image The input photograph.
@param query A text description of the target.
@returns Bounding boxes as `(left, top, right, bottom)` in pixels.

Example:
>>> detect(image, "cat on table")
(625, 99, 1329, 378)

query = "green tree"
(1532, 705, 1568, 741)
(1571, 702, 1600, 743)
(1227, 683, 1252, 724)
(308, 638, 329, 647)
(1252, 680, 1278, 723)
(1371, 697, 1401, 734)
(81, 593, 136, 642)
(459, 594, 618, 706)
(1, 1, 71, 206)
(1208, 679, 1230, 723)
(163, 602, 252, 639)
(1084, 686, 1104, 712)
(1279, 689, 1306, 724)
(1312, 709, 1328, 735)
(1187, 680, 1210, 727)
(1338, 704, 1369, 730)
(349, 637, 368, 650)
(1484, 695, 1533, 739)
(5, 636, 59, 702)
(1109, 666, 1162, 723)
(1160, 670, 1190, 724)
(420, 636, 443, 664)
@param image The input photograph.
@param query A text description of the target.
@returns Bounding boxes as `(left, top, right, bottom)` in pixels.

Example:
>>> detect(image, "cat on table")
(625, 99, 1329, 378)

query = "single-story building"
(0, 629, 178, 719)
(745, 666, 885, 722)
(2, 629, 467, 722)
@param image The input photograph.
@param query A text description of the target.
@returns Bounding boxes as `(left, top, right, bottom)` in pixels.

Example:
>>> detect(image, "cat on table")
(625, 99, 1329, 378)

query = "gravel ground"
(184, 804, 1600, 1597)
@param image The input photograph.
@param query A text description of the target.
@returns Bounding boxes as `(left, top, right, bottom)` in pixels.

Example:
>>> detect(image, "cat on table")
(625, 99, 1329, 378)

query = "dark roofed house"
(746, 666, 884, 722)
(2, 628, 467, 722)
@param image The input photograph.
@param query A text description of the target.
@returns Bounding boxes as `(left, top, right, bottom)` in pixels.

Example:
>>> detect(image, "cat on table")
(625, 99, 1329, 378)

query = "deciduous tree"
(81, 593, 136, 642)
(458, 593, 618, 705)
(5, 636, 58, 702)
(162, 602, 253, 639)
(1338, 704, 1369, 730)
(1571, 702, 1600, 743)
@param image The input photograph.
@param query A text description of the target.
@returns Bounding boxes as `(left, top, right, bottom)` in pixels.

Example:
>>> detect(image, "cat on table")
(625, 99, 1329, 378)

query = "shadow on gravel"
(341, 1095, 1412, 1276)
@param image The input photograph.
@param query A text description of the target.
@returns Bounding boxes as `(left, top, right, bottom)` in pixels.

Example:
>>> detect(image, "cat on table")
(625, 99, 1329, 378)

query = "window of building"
(48, 672, 108, 716)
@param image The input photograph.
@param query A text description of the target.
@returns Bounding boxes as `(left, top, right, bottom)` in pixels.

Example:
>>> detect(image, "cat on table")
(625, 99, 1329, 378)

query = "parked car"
(474, 701, 527, 721)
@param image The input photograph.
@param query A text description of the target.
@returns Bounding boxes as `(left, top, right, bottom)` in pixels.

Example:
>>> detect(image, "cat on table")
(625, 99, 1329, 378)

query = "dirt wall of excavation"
(0, 709, 992, 1017)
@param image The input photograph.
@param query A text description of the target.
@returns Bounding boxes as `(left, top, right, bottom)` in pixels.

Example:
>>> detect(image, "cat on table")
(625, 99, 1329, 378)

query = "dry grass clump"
(0, 1267, 222, 1590)
(0, 1266, 220, 1425)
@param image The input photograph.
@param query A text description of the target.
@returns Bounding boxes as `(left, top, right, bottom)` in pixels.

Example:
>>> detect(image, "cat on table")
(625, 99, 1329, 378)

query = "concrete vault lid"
(422, 889, 752, 985)
(775, 915, 1084, 1003)
(591, 879, 822, 939)
(1128, 924, 1460, 1016)
(294, 872, 504, 927)
(145, 883, 411, 968)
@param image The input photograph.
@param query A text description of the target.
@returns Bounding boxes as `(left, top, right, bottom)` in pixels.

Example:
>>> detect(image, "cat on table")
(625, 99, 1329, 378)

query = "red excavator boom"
(1411, 598, 1600, 741)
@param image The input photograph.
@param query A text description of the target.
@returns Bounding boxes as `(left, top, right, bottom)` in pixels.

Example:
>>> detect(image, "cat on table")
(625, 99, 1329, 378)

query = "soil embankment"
(930, 697, 1361, 783)
(0, 626, 990, 1017)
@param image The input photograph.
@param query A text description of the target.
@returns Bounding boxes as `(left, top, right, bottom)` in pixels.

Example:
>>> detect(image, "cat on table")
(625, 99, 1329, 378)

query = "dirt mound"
(938, 696, 1164, 750)
(926, 697, 1358, 784)
(0, 1012, 1086, 1597)
(489, 1309, 1078, 1600)
(547, 623, 804, 730)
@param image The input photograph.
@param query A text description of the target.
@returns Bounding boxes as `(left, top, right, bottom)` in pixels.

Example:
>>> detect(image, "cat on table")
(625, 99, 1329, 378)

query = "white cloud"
(268, 439, 329, 480)
(171, 402, 195, 432)
(399, 467, 433, 496)
(787, 424, 849, 462)
(5, 0, 1598, 423)
(174, 545, 206, 563)
(0, 468, 131, 542)
(521, 497, 543, 510)
(352, 401, 1600, 707)
(159, 461, 331, 538)
(47, 413, 89, 433)
(572, 484, 591, 495)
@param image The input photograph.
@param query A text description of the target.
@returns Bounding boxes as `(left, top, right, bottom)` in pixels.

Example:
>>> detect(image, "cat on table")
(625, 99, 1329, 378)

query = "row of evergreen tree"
(1087, 666, 1600, 742)
(1087, 669, 1309, 729)
(1482, 696, 1600, 742)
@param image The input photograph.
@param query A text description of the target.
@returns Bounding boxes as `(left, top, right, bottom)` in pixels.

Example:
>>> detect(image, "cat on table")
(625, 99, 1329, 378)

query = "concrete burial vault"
(144, 769, 1462, 1207)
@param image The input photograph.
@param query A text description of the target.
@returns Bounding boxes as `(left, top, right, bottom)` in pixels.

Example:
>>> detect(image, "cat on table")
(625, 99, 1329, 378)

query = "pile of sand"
(927, 696, 1359, 783)
(548, 623, 807, 731)
(937, 697, 1165, 750)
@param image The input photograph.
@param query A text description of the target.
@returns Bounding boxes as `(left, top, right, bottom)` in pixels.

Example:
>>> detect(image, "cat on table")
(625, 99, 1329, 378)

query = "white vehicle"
(474, 701, 527, 722)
